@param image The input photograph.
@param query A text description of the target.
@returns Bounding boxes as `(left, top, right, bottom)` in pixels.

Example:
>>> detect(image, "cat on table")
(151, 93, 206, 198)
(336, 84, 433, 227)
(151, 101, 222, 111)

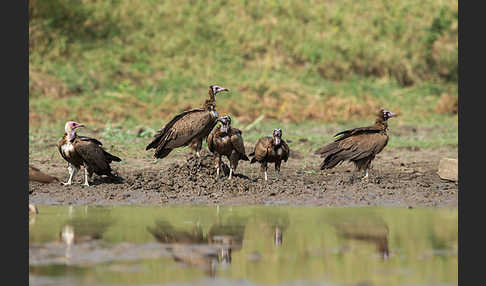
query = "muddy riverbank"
(29, 145, 458, 208)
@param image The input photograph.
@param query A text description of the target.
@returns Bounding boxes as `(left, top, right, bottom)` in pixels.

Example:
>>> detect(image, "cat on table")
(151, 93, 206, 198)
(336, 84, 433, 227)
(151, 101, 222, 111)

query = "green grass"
(29, 0, 457, 156)
(29, 115, 457, 162)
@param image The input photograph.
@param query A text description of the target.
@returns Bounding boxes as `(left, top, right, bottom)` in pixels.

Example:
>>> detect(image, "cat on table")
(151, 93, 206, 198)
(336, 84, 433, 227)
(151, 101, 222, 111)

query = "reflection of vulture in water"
(207, 115, 249, 180)
(29, 165, 59, 183)
(145, 85, 229, 159)
(59, 215, 112, 244)
(315, 109, 397, 180)
(249, 128, 290, 181)
(29, 203, 38, 214)
(257, 209, 290, 246)
(147, 218, 246, 277)
(331, 216, 390, 259)
(58, 121, 122, 186)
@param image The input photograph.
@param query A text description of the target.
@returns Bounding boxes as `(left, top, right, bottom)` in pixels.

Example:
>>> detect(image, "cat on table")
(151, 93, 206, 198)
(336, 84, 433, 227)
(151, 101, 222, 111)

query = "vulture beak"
(74, 123, 85, 129)
(388, 112, 397, 118)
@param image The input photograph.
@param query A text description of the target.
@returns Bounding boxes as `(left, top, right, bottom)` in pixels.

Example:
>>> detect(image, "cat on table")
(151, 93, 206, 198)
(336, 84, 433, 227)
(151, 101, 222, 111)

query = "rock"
(437, 158, 458, 182)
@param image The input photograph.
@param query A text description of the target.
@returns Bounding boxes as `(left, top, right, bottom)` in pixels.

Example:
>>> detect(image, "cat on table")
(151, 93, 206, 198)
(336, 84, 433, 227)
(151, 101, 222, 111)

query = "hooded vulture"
(207, 115, 249, 179)
(57, 121, 122, 186)
(249, 128, 290, 181)
(146, 85, 229, 159)
(315, 109, 397, 179)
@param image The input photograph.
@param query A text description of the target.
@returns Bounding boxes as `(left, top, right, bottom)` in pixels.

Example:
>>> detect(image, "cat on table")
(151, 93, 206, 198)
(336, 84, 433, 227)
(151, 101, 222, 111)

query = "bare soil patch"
(29, 145, 458, 208)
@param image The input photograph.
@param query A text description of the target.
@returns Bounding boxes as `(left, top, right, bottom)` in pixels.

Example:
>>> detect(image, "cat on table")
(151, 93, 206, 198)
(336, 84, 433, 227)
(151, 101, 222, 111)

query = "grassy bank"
(29, 0, 457, 126)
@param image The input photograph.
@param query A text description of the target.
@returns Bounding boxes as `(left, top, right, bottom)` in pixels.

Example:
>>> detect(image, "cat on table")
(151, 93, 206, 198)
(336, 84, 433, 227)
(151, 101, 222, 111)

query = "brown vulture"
(207, 115, 249, 179)
(315, 109, 397, 179)
(29, 165, 59, 183)
(57, 121, 122, 186)
(146, 85, 229, 159)
(249, 128, 290, 181)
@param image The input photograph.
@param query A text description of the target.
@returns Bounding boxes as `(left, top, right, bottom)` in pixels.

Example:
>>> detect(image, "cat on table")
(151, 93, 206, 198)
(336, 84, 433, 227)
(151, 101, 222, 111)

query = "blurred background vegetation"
(29, 0, 457, 153)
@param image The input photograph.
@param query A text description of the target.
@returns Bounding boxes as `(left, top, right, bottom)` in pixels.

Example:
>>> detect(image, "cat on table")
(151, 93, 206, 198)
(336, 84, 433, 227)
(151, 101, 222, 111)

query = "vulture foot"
(361, 169, 369, 181)
(62, 181, 73, 186)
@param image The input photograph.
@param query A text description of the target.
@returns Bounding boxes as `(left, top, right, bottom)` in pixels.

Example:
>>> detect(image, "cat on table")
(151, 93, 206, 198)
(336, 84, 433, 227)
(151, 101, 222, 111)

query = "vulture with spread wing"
(315, 109, 397, 179)
(207, 115, 249, 180)
(146, 85, 229, 159)
(58, 121, 121, 186)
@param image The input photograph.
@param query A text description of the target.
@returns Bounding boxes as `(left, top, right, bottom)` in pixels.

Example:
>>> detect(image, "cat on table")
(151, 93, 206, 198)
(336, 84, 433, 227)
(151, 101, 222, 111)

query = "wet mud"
(29, 146, 458, 208)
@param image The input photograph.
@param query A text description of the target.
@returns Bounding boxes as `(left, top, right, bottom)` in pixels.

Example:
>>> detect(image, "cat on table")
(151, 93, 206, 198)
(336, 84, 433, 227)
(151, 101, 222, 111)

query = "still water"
(29, 206, 457, 286)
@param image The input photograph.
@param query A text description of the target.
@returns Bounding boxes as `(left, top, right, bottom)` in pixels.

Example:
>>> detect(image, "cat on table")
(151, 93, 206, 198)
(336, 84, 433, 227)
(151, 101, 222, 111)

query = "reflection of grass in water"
(29, 206, 458, 286)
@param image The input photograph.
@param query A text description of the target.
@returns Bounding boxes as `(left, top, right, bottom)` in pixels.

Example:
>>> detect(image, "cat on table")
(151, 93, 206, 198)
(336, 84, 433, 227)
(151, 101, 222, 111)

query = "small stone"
(437, 158, 458, 182)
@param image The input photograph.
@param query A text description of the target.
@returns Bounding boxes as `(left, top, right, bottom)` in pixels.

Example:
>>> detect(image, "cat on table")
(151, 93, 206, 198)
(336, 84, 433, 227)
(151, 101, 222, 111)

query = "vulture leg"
(216, 155, 222, 180)
(82, 167, 90, 186)
(260, 162, 268, 181)
(195, 140, 202, 158)
(362, 169, 369, 180)
(275, 161, 281, 181)
(62, 164, 78, 185)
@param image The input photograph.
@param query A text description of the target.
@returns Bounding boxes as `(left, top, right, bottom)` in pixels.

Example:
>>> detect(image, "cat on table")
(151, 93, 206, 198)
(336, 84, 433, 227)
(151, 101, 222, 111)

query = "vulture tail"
(103, 150, 122, 162)
(240, 154, 250, 161)
(318, 142, 346, 170)
(154, 148, 172, 159)
(146, 138, 160, 151)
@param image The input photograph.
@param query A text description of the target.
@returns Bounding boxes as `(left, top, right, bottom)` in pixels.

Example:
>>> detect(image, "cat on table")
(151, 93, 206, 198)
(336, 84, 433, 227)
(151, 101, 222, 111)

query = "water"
(29, 206, 458, 286)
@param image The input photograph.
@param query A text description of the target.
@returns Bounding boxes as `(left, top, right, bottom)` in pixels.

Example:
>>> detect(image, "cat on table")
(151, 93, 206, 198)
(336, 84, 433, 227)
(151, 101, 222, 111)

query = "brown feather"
(317, 110, 392, 171)
(146, 86, 226, 158)
(207, 125, 249, 173)
(29, 165, 59, 183)
(58, 133, 121, 177)
(249, 132, 290, 180)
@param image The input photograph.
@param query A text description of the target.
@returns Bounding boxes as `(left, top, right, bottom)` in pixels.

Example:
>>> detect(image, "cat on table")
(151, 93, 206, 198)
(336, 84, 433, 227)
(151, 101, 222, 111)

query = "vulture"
(315, 109, 397, 179)
(249, 128, 290, 181)
(29, 165, 59, 183)
(207, 115, 249, 180)
(146, 85, 229, 159)
(57, 121, 122, 186)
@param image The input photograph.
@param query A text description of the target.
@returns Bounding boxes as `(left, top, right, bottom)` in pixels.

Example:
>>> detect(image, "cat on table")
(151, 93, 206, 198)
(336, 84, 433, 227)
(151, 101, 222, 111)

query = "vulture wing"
(146, 108, 209, 151)
(280, 140, 290, 162)
(73, 139, 112, 174)
(315, 126, 383, 155)
(207, 126, 218, 153)
(250, 137, 272, 163)
(230, 128, 249, 160)
(57, 137, 69, 162)
(334, 126, 383, 141)
(320, 132, 388, 169)
(78, 135, 103, 146)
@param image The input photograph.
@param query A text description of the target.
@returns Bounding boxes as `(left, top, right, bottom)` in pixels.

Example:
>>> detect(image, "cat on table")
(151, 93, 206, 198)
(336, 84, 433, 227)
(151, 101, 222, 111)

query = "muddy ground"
(29, 142, 458, 208)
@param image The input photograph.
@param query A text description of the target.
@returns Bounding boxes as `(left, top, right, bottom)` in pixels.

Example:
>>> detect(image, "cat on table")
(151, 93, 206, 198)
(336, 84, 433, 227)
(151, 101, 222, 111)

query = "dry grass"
(434, 94, 458, 115)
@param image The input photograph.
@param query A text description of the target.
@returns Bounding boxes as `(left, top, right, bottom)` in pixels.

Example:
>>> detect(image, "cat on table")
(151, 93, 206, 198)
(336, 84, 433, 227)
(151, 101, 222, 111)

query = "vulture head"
(379, 109, 397, 121)
(210, 85, 229, 95)
(208, 85, 229, 102)
(64, 121, 85, 140)
(272, 128, 283, 146)
(218, 115, 232, 133)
